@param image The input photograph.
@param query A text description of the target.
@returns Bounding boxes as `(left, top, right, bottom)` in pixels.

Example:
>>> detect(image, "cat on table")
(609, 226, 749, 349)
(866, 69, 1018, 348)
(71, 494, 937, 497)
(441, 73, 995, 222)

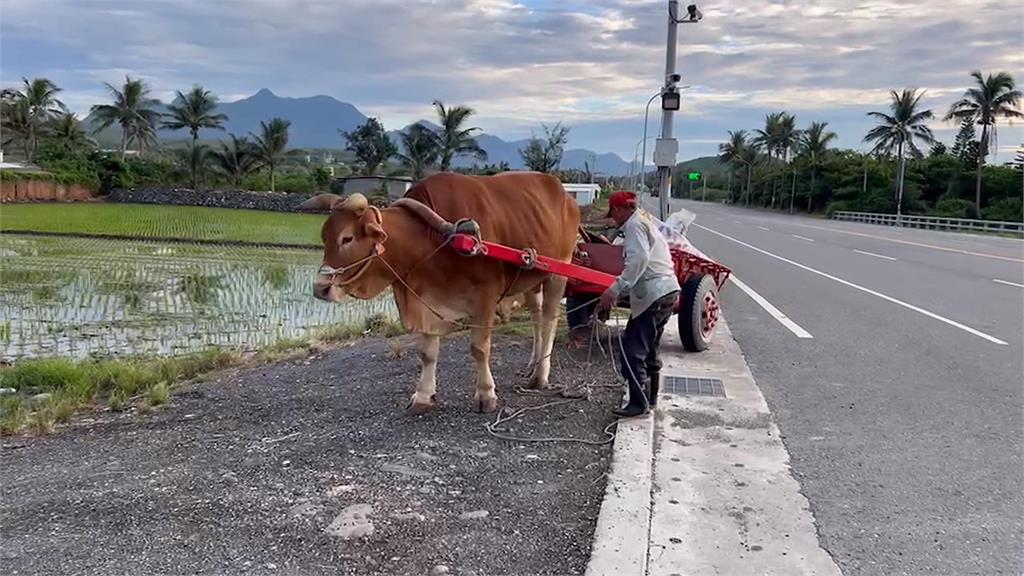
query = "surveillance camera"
(686, 4, 703, 21)
(667, 73, 681, 84)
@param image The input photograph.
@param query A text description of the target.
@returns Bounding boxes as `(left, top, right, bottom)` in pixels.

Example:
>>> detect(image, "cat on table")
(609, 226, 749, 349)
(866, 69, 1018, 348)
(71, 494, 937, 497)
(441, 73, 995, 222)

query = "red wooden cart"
(448, 223, 731, 352)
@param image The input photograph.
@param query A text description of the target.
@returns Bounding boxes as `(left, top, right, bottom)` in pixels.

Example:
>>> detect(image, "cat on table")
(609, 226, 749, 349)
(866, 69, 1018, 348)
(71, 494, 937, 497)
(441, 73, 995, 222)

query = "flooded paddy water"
(0, 233, 398, 361)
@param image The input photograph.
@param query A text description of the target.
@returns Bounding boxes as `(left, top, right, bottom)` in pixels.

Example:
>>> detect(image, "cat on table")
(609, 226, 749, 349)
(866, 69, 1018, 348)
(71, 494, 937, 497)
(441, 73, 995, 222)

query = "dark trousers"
(618, 291, 678, 402)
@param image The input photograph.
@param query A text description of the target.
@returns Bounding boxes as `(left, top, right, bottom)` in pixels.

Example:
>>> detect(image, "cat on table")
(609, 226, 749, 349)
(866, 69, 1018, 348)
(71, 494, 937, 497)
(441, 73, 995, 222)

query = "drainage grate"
(662, 375, 726, 397)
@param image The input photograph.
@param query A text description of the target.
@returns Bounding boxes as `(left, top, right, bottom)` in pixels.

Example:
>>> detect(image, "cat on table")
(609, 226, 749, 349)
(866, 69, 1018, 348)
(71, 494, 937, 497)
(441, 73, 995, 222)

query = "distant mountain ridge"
(83, 89, 638, 175)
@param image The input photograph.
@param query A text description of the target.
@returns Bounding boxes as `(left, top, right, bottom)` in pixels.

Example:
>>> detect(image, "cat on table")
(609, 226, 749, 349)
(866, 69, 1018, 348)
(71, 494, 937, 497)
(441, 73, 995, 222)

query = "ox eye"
(340, 235, 354, 245)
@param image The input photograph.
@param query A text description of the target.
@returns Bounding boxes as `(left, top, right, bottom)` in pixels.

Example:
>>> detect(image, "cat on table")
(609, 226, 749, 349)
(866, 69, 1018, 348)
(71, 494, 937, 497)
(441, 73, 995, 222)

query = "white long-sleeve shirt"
(609, 209, 681, 318)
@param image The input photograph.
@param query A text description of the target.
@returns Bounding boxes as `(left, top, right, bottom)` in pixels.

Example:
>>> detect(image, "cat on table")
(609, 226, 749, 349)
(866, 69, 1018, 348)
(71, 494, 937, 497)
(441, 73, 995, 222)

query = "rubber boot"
(648, 372, 660, 409)
(612, 376, 650, 418)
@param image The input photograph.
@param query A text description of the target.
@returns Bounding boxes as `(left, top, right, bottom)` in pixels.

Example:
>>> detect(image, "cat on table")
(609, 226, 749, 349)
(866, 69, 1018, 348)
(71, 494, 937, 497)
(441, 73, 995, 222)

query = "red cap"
(606, 190, 637, 216)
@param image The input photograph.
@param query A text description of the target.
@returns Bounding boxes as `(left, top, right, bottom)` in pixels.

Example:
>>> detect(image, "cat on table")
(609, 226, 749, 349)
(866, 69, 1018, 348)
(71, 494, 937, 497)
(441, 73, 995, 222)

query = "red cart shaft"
(448, 233, 616, 292)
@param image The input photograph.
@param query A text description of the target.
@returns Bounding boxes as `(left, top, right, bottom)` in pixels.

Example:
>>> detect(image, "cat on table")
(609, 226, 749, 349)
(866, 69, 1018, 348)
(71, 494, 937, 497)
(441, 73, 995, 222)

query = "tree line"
(1, 75, 584, 195)
(715, 70, 1022, 221)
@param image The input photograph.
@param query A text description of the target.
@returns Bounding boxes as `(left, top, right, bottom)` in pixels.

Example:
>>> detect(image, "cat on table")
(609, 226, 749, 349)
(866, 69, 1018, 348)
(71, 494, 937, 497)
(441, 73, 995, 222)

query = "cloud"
(1, 0, 1021, 159)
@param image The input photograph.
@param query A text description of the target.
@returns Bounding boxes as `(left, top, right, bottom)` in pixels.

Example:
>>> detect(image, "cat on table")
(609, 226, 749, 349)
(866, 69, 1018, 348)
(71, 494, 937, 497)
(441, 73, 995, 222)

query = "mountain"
(389, 121, 633, 175)
(84, 89, 634, 174)
(84, 88, 368, 148)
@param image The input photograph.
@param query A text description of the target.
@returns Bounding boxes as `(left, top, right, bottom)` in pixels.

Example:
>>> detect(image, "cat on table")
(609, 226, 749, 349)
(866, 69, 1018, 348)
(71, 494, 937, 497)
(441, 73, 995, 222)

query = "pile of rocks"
(106, 187, 317, 213)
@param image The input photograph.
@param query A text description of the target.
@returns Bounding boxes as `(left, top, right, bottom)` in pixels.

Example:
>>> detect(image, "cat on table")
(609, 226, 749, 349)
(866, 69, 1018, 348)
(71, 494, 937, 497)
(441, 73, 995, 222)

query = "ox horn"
(340, 193, 369, 214)
(296, 193, 342, 212)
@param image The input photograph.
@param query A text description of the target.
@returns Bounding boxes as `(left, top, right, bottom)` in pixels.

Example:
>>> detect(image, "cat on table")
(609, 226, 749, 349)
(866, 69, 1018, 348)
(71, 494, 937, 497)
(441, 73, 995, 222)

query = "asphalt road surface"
(669, 200, 1023, 576)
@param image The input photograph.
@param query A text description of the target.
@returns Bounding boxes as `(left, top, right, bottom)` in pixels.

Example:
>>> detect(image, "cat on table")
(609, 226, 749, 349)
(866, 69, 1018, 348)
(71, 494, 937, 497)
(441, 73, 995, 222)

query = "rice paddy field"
(1, 203, 325, 245)
(0, 204, 399, 361)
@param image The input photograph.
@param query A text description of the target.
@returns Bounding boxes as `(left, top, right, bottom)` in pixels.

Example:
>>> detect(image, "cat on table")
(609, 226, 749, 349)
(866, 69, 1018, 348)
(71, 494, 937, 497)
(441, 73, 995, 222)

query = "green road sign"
(687, 171, 702, 181)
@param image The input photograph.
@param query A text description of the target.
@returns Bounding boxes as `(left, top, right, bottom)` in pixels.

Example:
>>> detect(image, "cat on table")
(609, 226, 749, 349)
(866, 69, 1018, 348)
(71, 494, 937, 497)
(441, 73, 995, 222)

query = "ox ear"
(365, 221, 387, 244)
(362, 206, 387, 243)
(296, 193, 342, 212)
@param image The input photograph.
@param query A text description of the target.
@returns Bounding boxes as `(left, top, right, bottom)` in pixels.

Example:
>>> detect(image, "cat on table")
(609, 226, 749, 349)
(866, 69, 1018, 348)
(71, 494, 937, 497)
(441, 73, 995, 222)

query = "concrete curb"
(584, 415, 654, 576)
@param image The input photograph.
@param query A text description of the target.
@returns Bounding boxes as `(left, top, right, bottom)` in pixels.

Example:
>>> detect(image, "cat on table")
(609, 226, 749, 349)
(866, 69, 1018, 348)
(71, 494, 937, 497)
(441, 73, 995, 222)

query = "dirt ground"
(0, 332, 621, 576)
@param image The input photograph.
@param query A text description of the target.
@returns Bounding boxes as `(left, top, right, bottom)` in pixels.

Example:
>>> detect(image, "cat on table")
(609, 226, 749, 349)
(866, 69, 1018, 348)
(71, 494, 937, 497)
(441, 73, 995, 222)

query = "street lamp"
(632, 135, 659, 192)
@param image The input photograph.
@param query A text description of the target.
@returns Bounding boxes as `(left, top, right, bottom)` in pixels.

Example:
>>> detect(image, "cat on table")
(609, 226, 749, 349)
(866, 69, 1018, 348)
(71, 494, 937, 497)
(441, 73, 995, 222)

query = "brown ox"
(299, 171, 581, 414)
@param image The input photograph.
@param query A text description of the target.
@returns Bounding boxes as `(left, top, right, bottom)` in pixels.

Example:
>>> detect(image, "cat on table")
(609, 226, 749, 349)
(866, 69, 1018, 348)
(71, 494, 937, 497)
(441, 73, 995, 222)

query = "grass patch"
(0, 315, 405, 436)
(0, 203, 325, 246)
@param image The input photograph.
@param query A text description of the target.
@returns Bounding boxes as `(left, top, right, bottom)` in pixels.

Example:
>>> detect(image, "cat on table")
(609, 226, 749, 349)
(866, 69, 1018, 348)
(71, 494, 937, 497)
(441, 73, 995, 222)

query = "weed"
(108, 388, 128, 412)
(0, 321, 10, 346)
(388, 339, 406, 359)
(146, 381, 169, 406)
(0, 397, 26, 435)
(29, 405, 54, 435)
(53, 395, 77, 424)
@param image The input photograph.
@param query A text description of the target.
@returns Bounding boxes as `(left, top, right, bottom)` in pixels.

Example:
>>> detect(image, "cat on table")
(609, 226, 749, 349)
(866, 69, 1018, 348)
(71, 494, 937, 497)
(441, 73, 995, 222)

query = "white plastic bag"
(646, 208, 710, 260)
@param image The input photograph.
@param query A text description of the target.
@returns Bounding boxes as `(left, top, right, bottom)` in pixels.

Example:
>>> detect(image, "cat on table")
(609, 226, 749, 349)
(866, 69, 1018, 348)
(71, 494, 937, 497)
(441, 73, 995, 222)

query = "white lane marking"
(853, 249, 897, 261)
(792, 234, 815, 242)
(757, 226, 771, 231)
(729, 275, 814, 339)
(783, 221, 1024, 263)
(695, 224, 1009, 346)
(993, 278, 1024, 289)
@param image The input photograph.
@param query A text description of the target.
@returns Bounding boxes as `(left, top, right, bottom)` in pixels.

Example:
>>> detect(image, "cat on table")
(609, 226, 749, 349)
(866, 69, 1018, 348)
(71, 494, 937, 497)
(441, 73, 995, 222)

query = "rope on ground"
(484, 400, 622, 446)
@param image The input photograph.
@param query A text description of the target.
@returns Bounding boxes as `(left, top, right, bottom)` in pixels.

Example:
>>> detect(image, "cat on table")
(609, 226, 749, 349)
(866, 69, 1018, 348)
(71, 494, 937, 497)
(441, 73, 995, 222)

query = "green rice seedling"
(262, 264, 291, 291)
(179, 271, 223, 305)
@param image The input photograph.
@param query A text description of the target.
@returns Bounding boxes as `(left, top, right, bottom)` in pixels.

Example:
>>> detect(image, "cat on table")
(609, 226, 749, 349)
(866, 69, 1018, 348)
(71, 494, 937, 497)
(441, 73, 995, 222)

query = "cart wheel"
(679, 274, 719, 352)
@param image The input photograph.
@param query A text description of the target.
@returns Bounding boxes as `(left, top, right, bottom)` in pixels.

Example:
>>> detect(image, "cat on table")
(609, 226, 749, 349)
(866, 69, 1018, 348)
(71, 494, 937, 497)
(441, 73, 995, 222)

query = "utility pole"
(655, 2, 701, 220)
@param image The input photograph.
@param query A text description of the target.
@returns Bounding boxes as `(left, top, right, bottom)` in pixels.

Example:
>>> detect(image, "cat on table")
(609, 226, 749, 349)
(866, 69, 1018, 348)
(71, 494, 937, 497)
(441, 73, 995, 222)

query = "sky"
(1, 0, 1022, 162)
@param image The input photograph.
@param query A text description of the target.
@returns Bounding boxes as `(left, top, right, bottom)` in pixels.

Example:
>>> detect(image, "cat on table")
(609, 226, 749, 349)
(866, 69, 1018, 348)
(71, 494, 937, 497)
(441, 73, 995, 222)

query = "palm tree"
(162, 85, 229, 188)
(208, 134, 256, 186)
(1, 90, 32, 159)
(433, 100, 486, 171)
(397, 123, 439, 181)
(753, 112, 784, 206)
(90, 76, 161, 161)
(13, 78, 66, 162)
(719, 130, 750, 204)
(864, 88, 935, 218)
(50, 112, 97, 153)
(797, 122, 837, 212)
(944, 71, 1023, 214)
(250, 118, 291, 192)
(775, 113, 799, 211)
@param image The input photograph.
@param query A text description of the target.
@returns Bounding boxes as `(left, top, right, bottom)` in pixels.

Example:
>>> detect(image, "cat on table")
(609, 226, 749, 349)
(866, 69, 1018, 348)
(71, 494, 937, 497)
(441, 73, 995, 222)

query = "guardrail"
(831, 211, 1024, 237)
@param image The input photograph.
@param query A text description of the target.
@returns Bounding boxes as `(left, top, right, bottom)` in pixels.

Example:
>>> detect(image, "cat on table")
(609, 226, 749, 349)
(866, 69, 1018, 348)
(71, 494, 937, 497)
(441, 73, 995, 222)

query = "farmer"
(597, 191, 680, 417)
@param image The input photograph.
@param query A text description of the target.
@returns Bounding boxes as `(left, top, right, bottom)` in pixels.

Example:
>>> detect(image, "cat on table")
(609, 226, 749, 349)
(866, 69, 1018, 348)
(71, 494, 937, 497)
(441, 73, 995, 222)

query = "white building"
(562, 183, 601, 207)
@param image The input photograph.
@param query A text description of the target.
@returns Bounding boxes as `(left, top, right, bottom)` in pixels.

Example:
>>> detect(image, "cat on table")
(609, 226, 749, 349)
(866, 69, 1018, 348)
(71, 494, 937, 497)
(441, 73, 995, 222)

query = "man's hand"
(598, 287, 617, 312)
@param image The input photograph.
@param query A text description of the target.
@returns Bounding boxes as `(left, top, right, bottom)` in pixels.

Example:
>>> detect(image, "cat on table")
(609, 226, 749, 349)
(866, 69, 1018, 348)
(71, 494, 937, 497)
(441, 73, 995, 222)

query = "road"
(667, 200, 1023, 576)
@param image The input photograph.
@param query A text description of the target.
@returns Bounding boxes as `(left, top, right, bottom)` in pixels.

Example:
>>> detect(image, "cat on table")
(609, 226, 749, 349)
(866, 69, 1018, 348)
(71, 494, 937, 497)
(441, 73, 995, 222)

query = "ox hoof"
(526, 375, 548, 390)
(406, 394, 437, 415)
(473, 393, 499, 414)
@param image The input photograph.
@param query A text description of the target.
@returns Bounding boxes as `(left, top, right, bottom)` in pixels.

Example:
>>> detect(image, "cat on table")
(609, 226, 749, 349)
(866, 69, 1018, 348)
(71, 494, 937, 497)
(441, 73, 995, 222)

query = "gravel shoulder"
(1, 333, 619, 576)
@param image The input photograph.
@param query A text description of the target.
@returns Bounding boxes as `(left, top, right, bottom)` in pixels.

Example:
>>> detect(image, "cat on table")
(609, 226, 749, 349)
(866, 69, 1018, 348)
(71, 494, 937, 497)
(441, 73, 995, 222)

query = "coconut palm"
(944, 71, 1023, 213)
(162, 85, 229, 188)
(775, 113, 799, 210)
(797, 121, 837, 212)
(90, 76, 161, 161)
(433, 100, 486, 171)
(208, 134, 256, 186)
(8, 78, 66, 162)
(864, 88, 935, 218)
(250, 118, 291, 192)
(50, 112, 97, 153)
(753, 112, 784, 206)
(719, 129, 751, 204)
(1, 90, 32, 158)
(397, 123, 439, 181)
